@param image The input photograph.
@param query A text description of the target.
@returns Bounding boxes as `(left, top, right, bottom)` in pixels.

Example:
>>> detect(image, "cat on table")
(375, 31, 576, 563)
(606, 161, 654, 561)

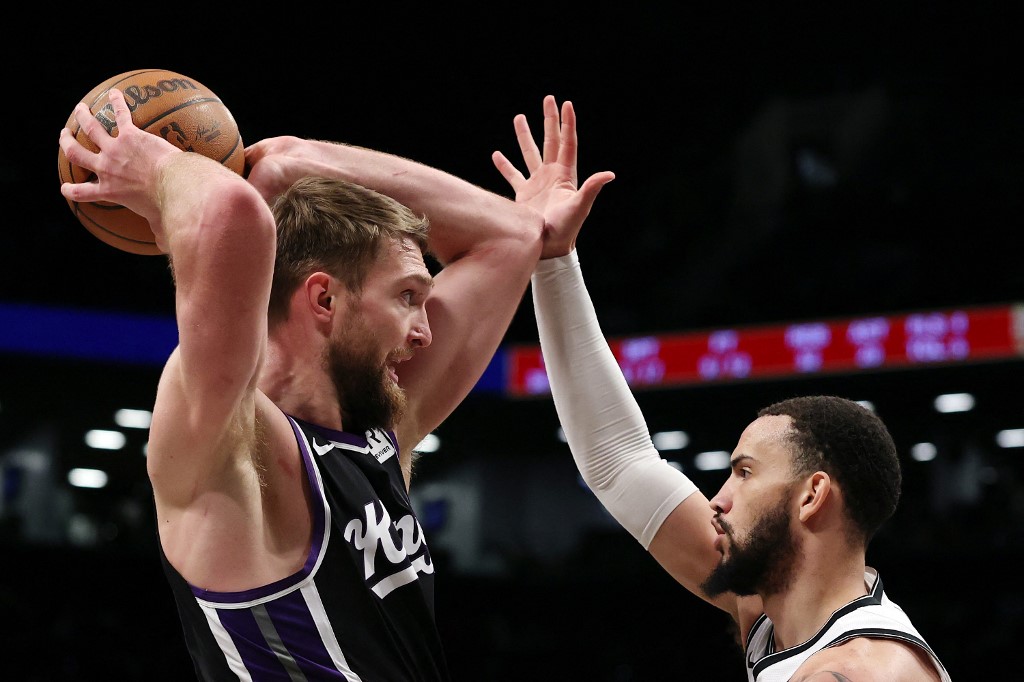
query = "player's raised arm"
(488, 96, 743, 620)
(60, 87, 277, 506)
(243, 95, 614, 457)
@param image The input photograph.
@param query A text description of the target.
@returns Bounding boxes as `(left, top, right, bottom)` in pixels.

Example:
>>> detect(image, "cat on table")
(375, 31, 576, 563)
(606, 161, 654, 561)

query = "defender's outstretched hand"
(492, 95, 615, 258)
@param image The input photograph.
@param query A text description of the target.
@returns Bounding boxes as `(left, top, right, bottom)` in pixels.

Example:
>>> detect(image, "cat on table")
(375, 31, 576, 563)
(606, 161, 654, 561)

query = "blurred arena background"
(2, 5, 1019, 679)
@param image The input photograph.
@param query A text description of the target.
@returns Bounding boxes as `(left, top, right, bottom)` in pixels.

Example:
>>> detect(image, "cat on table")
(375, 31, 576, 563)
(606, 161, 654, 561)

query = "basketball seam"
(76, 207, 157, 247)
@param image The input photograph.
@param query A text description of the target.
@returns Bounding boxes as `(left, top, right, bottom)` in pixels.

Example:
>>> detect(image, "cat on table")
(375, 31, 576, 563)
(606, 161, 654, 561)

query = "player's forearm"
(157, 152, 276, 381)
(156, 152, 274, 256)
(532, 251, 698, 548)
(268, 137, 545, 265)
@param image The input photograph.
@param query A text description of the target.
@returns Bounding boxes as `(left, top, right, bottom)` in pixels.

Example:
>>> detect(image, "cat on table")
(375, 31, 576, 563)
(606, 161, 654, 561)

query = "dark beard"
(701, 496, 800, 598)
(327, 331, 407, 433)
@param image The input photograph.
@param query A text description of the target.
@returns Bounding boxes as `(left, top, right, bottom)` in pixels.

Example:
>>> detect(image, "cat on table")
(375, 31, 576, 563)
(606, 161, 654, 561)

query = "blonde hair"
(268, 176, 429, 324)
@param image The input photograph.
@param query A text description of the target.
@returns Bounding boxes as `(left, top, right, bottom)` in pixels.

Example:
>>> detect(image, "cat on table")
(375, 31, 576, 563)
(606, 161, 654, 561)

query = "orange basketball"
(57, 69, 245, 255)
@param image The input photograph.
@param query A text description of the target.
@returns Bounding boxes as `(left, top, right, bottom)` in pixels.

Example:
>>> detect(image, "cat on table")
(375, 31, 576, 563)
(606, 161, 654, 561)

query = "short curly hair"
(758, 395, 901, 545)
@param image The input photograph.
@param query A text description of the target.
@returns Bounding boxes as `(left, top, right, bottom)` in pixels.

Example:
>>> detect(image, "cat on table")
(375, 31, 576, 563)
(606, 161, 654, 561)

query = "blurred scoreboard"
(506, 303, 1024, 397)
(3, 301, 1022, 397)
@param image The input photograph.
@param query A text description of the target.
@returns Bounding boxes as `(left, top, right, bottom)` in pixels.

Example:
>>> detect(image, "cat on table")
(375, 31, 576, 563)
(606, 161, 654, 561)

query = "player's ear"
(303, 272, 336, 320)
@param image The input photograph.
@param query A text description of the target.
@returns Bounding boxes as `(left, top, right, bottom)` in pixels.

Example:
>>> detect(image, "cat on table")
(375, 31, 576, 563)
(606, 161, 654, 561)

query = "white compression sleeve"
(532, 250, 698, 549)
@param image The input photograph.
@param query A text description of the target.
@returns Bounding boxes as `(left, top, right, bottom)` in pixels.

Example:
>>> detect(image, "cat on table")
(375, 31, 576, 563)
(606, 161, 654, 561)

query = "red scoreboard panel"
(507, 303, 1024, 397)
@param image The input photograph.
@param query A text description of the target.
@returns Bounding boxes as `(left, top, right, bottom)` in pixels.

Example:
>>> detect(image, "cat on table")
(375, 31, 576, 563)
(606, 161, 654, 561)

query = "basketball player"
(58, 90, 613, 680)
(492, 111, 953, 680)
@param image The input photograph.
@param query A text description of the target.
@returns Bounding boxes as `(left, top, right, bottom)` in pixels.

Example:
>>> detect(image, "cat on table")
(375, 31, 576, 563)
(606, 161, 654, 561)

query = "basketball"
(57, 69, 245, 255)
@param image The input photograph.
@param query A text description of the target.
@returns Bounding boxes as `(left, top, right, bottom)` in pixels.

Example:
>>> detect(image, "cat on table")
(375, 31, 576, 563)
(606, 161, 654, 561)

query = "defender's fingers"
(580, 170, 615, 192)
(554, 172, 615, 244)
(557, 101, 580, 174)
(491, 150, 526, 191)
(514, 114, 542, 174)
(575, 171, 616, 212)
(541, 95, 560, 164)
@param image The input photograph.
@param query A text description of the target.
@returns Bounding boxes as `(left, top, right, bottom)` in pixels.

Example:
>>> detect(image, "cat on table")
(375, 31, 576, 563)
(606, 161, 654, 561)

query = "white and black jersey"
(160, 414, 450, 681)
(744, 568, 951, 682)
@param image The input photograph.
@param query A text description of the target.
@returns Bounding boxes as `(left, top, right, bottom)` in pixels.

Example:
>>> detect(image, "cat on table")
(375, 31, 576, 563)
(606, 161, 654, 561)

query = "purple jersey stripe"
(216, 606, 292, 679)
(266, 588, 349, 680)
(291, 415, 328, 575)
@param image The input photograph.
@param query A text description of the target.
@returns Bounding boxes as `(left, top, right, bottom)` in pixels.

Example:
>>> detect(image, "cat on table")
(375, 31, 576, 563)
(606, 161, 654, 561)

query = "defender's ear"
(797, 471, 831, 523)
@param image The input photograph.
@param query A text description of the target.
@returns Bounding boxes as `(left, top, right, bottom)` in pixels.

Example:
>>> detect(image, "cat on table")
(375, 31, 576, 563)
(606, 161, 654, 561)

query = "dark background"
(2, 5, 1021, 680)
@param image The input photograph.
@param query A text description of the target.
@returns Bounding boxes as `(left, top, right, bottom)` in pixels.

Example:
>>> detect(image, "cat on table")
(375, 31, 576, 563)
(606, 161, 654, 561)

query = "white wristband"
(532, 251, 698, 548)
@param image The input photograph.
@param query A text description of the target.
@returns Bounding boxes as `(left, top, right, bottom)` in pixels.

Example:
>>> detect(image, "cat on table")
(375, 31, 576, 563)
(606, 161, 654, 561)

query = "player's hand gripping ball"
(57, 69, 245, 255)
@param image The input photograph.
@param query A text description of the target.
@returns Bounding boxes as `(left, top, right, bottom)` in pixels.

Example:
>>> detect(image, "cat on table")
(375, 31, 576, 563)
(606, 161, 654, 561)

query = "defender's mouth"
(712, 517, 727, 553)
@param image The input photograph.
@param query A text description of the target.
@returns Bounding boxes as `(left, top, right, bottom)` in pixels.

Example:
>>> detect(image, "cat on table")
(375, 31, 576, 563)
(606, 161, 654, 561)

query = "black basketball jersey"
(159, 415, 451, 681)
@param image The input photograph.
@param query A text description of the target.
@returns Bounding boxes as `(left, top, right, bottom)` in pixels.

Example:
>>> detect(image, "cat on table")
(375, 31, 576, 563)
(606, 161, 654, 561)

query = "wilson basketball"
(57, 69, 245, 255)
